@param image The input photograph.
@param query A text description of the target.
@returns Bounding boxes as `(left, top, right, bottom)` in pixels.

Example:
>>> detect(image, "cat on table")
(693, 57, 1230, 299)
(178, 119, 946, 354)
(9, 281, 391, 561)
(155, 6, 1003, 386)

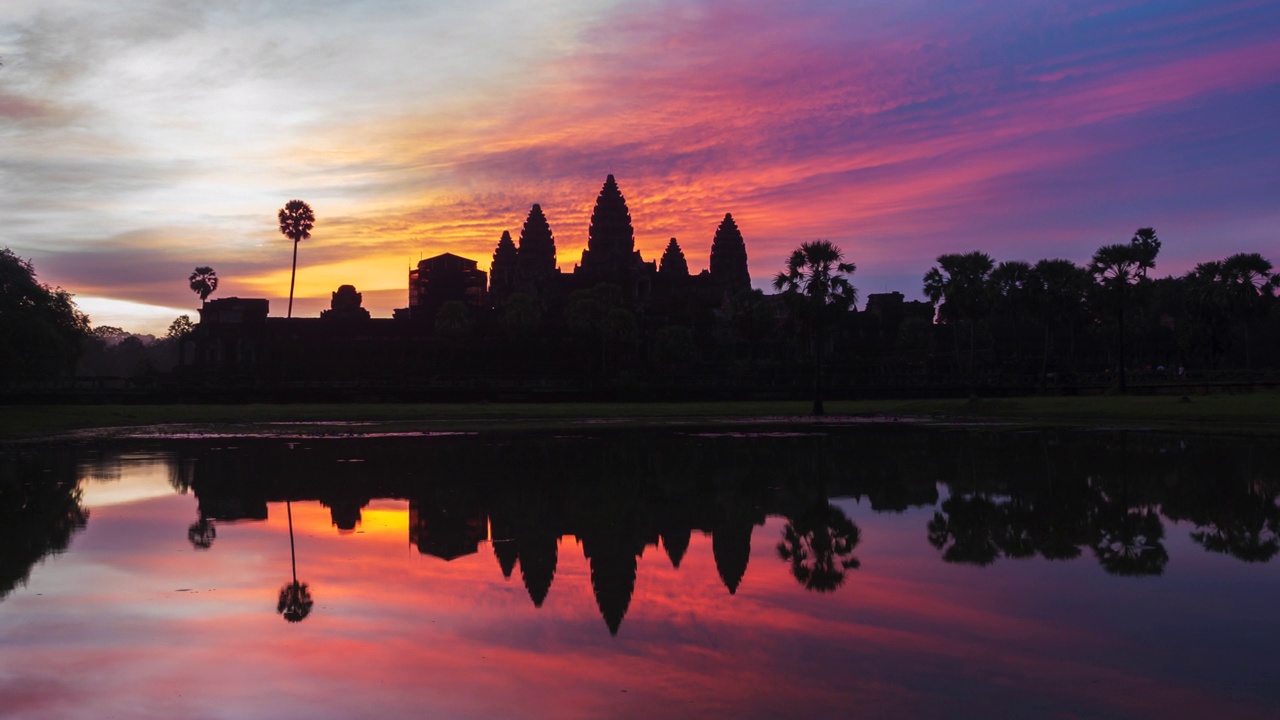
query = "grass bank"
(1, 392, 1277, 441)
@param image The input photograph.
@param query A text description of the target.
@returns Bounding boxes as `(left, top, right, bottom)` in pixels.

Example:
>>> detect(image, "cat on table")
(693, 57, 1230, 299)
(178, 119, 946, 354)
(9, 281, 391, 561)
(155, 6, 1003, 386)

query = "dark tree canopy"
(0, 248, 90, 379)
(709, 213, 750, 293)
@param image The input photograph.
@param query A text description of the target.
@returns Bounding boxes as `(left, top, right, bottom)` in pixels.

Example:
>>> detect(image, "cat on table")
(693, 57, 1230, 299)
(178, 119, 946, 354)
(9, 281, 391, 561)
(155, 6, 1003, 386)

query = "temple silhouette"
(14, 428, 1280, 634)
(181, 174, 790, 393)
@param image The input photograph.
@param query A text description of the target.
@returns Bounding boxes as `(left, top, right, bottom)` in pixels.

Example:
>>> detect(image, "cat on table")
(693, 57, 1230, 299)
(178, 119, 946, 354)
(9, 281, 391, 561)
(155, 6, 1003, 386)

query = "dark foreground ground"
(1, 392, 1277, 441)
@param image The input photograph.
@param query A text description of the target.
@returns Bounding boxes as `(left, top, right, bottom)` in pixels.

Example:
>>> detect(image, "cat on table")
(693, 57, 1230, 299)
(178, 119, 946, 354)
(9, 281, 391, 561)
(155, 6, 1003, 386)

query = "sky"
(2, 0, 1278, 334)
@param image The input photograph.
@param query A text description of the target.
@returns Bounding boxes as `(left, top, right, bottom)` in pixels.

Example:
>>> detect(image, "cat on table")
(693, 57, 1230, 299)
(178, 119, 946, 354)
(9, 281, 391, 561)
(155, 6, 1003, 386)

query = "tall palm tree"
(188, 266, 218, 303)
(277, 200, 315, 319)
(1028, 259, 1091, 389)
(773, 240, 857, 415)
(1089, 231, 1158, 391)
(922, 251, 994, 376)
(1221, 252, 1277, 370)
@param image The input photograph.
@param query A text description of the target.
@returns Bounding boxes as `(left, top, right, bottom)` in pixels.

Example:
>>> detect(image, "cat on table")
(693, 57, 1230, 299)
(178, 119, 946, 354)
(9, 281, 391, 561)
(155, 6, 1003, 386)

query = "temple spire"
(489, 230, 518, 305)
(709, 213, 750, 293)
(516, 204, 557, 297)
(580, 174, 636, 276)
(658, 238, 689, 277)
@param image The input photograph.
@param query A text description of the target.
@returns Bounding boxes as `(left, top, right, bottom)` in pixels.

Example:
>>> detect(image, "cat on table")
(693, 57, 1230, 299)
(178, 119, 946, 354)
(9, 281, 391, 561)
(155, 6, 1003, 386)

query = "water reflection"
(3, 427, 1280, 718)
(0, 449, 88, 601)
(6, 430, 1273, 616)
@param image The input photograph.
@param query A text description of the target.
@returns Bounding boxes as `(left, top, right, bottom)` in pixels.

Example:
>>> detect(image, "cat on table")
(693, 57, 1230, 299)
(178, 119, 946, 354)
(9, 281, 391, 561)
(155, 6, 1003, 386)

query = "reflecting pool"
(2, 425, 1278, 719)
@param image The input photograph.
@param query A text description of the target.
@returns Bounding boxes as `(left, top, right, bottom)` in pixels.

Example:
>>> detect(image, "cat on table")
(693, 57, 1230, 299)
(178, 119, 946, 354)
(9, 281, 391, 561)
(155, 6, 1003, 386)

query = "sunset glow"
(3, 1, 1278, 332)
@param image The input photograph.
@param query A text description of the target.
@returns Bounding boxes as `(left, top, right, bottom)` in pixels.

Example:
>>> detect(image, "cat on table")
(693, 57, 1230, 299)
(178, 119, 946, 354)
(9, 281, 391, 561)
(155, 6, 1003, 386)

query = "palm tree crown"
(188, 266, 218, 302)
(278, 199, 315, 319)
(278, 200, 315, 244)
(773, 240, 857, 416)
(773, 240, 858, 309)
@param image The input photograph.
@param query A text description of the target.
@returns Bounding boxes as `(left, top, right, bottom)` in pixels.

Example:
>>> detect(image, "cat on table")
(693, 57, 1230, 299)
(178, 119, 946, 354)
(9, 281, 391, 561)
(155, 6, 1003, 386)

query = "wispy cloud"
(2, 0, 1277, 330)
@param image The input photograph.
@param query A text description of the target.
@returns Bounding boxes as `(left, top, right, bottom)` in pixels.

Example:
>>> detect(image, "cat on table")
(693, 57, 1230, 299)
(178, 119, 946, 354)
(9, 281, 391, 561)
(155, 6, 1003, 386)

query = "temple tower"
(658, 237, 689, 278)
(489, 230, 518, 306)
(579, 174, 637, 278)
(709, 213, 750, 294)
(516, 204, 558, 298)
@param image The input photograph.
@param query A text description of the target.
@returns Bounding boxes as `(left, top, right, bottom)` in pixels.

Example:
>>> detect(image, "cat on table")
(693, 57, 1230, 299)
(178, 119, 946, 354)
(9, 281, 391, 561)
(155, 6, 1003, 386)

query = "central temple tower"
(579, 174, 635, 276)
(576, 174, 653, 298)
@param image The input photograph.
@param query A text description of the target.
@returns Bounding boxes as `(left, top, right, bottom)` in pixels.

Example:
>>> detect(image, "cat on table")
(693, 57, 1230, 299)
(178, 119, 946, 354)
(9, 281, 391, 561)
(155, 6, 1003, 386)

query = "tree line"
(3, 225, 1277, 399)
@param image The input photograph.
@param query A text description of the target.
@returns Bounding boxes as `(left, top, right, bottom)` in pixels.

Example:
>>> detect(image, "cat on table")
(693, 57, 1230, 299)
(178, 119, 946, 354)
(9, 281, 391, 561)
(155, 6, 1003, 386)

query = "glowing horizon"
(3, 1, 1278, 333)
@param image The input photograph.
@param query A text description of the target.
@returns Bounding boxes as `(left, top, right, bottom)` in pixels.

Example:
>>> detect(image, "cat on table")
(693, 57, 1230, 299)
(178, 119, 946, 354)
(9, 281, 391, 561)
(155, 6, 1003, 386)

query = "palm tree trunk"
(1117, 301, 1127, 392)
(1039, 324, 1051, 393)
(287, 240, 299, 319)
(812, 329, 825, 416)
(1243, 320, 1252, 371)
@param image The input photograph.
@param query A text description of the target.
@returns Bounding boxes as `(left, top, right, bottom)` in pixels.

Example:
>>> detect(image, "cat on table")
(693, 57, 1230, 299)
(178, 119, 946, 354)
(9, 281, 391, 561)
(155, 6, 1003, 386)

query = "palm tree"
(277, 199, 315, 319)
(1089, 230, 1158, 391)
(188, 266, 218, 303)
(773, 240, 857, 415)
(1221, 252, 1276, 369)
(1027, 259, 1091, 389)
(776, 502, 861, 592)
(922, 251, 995, 376)
(276, 499, 313, 622)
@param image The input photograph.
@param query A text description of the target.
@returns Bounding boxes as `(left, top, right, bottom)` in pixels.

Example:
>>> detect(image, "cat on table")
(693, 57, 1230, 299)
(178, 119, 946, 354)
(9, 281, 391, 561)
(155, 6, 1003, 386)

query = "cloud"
(2, 0, 1278, 327)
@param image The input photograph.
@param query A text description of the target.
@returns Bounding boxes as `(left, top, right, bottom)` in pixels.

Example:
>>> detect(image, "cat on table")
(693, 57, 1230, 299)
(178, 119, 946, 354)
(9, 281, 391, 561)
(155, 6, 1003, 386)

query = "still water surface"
(2, 425, 1278, 719)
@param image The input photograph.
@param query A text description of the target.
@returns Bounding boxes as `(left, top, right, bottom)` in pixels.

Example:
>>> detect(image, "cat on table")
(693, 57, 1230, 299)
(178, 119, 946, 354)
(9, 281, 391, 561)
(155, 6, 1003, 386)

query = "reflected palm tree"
(777, 502, 861, 592)
(1190, 513, 1279, 563)
(276, 499, 314, 623)
(1092, 506, 1168, 577)
(187, 515, 216, 550)
(927, 495, 1001, 566)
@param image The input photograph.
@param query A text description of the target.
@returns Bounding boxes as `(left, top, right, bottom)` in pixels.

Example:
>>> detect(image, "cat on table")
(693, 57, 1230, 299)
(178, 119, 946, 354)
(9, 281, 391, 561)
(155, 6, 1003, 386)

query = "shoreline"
(2, 393, 1278, 441)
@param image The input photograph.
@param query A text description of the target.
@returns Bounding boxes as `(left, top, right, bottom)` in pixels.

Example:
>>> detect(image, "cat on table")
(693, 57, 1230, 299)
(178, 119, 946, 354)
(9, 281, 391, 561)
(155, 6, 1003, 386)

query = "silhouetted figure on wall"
(320, 284, 371, 321)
